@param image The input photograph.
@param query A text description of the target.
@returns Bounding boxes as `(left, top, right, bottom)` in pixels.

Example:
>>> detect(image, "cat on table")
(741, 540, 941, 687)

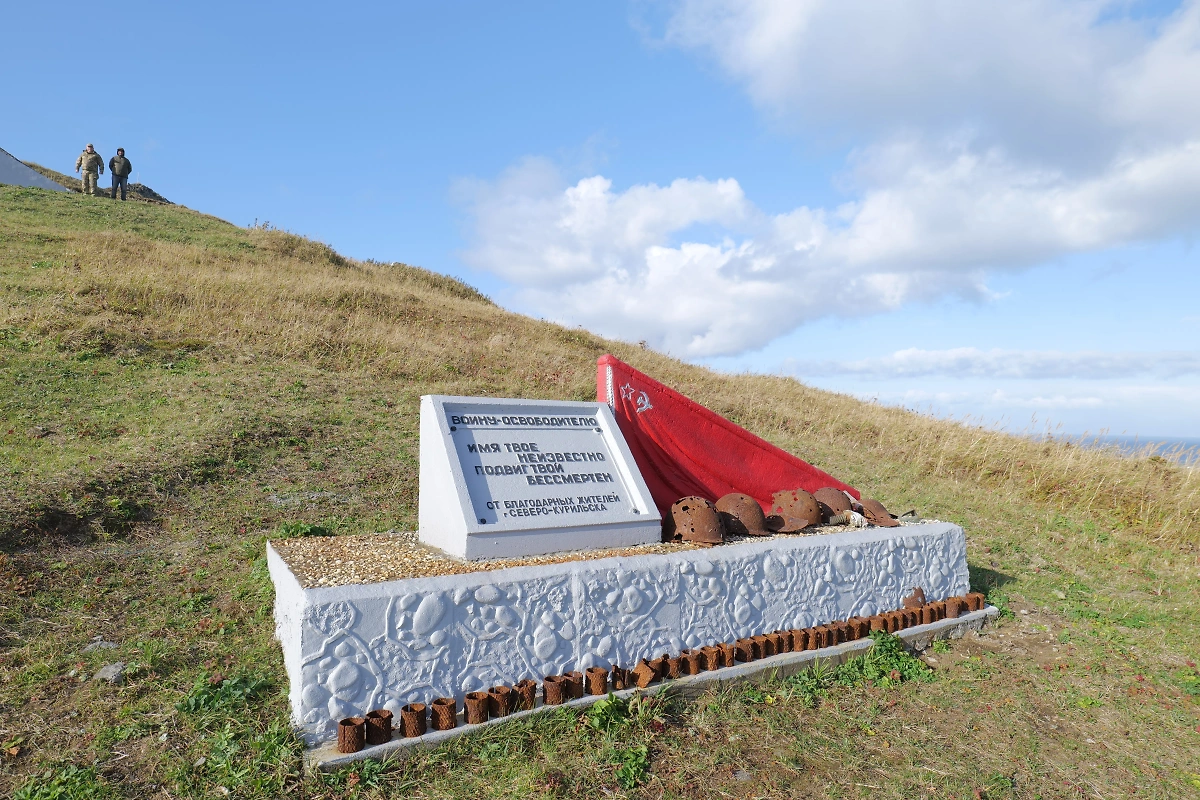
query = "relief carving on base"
(288, 526, 969, 742)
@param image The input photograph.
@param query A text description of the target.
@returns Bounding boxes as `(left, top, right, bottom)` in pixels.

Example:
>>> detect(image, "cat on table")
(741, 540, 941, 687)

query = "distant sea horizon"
(1049, 433, 1200, 465)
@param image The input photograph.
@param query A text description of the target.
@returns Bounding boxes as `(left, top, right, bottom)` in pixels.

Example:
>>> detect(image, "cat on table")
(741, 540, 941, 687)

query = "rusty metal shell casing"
(666, 496, 724, 544)
(464, 691, 490, 724)
(542, 675, 568, 705)
(718, 642, 737, 667)
(665, 655, 683, 679)
(431, 697, 458, 730)
(488, 686, 512, 718)
(514, 680, 537, 711)
(585, 666, 609, 695)
(813, 487, 853, 522)
(770, 488, 822, 532)
(563, 670, 584, 700)
(337, 717, 366, 753)
(715, 493, 773, 536)
(365, 709, 393, 745)
(400, 703, 426, 738)
(860, 498, 900, 527)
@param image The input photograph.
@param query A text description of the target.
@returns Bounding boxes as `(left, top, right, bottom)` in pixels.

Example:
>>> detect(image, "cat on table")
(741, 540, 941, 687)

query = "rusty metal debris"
(715, 493, 774, 536)
(769, 488, 822, 532)
(666, 496, 724, 545)
(860, 498, 900, 527)
(365, 709, 393, 745)
(632, 659, 658, 689)
(400, 703, 427, 738)
(337, 717, 365, 753)
(902, 587, 927, 609)
(814, 487, 852, 522)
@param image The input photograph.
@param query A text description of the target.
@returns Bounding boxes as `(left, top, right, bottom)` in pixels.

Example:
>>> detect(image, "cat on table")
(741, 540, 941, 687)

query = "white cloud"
(458, 1, 1200, 357)
(788, 347, 1200, 380)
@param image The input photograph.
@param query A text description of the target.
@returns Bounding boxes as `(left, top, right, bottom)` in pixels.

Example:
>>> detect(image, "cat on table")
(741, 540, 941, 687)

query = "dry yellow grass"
(10, 213, 1197, 550)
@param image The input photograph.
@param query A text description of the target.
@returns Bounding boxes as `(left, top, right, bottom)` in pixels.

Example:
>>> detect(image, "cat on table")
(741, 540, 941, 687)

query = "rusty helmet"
(665, 496, 724, 545)
(860, 498, 900, 527)
(813, 487, 852, 522)
(715, 493, 774, 536)
(769, 488, 821, 532)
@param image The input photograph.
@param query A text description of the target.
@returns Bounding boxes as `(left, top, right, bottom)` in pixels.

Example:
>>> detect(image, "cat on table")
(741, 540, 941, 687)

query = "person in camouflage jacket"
(109, 148, 132, 201)
(74, 143, 104, 196)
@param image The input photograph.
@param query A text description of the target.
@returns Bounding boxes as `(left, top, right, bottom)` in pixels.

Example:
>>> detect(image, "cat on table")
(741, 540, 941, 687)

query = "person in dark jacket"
(109, 148, 132, 201)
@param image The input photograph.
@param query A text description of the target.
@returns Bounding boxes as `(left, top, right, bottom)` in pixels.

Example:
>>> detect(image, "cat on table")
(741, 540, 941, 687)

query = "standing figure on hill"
(109, 148, 132, 201)
(74, 143, 104, 196)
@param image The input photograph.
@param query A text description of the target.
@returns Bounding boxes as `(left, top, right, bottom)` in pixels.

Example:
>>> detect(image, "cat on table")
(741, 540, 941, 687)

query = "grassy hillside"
(0, 184, 1197, 799)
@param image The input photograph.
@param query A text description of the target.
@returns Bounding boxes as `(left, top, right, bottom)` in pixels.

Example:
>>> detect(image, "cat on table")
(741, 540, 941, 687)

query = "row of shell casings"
(335, 670, 608, 753)
(334, 592, 986, 753)
(596, 592, 988, 691)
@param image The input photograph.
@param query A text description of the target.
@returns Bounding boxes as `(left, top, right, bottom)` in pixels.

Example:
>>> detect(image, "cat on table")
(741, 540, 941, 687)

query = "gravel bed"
(268, 519, 933, 588)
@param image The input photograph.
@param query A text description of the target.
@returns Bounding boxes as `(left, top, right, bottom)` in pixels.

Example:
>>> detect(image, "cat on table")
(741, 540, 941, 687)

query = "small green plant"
(610, 744, 650, 789)
(1175, 665, 1200, 697)
(177, 673, 270, 714)
(586, 693, 630, 732)
(585, 691, 663, 734)
(834, 631, 934, 687)
(275, 521, 334, 539)
(180, 590, 212, 612)
(14, 764, 110, 800)
(985, 586, 1014, 619)
(932, 638, 951, 654)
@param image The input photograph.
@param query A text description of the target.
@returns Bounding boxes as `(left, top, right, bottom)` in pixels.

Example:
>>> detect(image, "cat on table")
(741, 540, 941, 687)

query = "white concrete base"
(269, 522, 969, 745)
(305, 605, 998, 770)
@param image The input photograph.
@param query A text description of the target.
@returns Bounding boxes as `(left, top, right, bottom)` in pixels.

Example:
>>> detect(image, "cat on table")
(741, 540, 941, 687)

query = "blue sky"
(4, 1, 1199, 437)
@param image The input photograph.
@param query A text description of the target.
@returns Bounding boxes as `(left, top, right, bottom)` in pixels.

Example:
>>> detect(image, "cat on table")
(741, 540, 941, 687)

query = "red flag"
(597, 354, 858, 516)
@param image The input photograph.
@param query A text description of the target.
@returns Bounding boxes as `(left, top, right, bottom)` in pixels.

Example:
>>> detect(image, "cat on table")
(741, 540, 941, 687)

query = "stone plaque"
(418, 395, 660, 559)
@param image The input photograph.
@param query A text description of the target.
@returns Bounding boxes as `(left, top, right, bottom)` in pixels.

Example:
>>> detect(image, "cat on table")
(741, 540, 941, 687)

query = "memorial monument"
(268, 355, 981, 758)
